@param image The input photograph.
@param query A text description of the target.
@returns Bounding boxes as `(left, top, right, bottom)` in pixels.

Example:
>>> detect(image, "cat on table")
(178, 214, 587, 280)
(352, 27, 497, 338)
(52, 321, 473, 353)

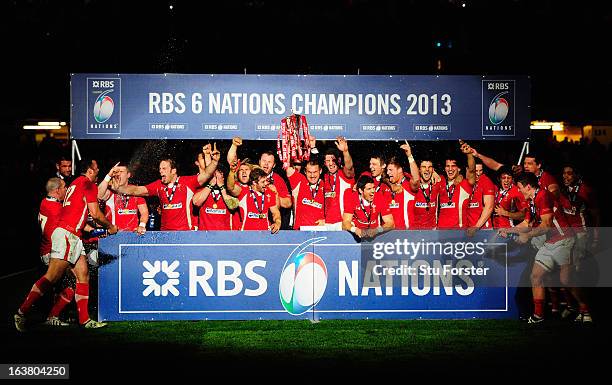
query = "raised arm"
(98, 162, 120, 200)
(461, 140, 476, 186)
(336, 136, 355, 179)
(197, 143, 220, 185)
(471, 147, 504, 171)
(227, 136, 242, 166)
(401, 141, 420, 191)
(226, 160, 243, 197)
(115, 184, 150, 197)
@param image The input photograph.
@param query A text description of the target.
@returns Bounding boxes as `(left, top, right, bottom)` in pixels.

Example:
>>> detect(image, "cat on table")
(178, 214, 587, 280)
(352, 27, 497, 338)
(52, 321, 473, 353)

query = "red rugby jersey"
(145, 175, 201, 231)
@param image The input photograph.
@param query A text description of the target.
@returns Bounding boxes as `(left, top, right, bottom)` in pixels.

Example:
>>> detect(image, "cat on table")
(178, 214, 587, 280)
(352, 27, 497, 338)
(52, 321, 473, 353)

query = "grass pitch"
(1, 269, 608, 381)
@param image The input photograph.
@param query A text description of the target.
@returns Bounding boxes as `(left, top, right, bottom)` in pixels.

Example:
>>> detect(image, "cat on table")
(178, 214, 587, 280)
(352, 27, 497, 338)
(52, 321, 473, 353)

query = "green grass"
(1, 270, 608, 380)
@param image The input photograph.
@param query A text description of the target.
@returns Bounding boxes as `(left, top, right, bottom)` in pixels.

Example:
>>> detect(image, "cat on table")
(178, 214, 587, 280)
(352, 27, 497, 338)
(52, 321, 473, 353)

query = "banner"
(97, 230, 529, 321)
(72, 74, 530, 141)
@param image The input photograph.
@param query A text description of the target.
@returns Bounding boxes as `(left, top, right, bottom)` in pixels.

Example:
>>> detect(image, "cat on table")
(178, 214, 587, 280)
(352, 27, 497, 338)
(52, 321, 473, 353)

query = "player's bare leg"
(529, 263, 548, 323)
(15, 258, 70, 331)
(72, 254, 106, 328)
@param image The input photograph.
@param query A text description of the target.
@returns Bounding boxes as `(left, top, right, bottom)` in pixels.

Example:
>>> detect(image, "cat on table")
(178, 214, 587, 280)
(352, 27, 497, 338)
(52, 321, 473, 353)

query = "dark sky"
(4, 0, 612, 127)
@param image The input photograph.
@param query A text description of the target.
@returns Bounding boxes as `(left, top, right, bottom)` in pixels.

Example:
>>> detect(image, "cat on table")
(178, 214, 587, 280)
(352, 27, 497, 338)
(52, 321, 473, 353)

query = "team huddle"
(15, 136, 598, 330)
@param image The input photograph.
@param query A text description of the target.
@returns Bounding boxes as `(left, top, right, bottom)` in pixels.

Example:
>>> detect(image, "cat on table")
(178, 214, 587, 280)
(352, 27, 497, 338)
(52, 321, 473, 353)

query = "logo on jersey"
(415, 202, 435, 208)
(118, 208, 138, 215)
(142, 260, 180, 297)
(87, 77, 121, 134)
(279, 237, 328, 315)
(247, 212, 267, 219)
(301, 198, 323, 209)
(163, 202, 183, 210)
(205, 207, 227, 215)
(482, 80, 515, 137)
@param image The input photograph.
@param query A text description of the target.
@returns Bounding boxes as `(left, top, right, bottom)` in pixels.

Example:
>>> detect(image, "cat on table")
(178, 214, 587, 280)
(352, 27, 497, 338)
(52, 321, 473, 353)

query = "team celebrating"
(15, 136, 599, 331)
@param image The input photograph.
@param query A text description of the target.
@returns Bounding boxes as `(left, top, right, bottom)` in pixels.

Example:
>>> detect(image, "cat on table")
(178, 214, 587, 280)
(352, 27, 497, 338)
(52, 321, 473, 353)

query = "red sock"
(534, 299, 545, 318)
(579, 304, 590, 314)
(19, 276, 52, 315)
(75, 283, 90, 325)
(48, 287, 75, 318)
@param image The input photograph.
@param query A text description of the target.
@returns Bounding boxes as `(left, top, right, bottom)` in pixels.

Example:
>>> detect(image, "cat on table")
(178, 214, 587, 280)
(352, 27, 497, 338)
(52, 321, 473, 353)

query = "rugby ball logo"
(93, 89, 115, 123)
(488, 91, 509, 125)
(279, 237, 328, 315)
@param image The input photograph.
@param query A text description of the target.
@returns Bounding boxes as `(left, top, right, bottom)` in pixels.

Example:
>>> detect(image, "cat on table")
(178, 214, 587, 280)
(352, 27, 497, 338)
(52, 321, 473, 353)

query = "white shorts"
(325, 222, 343, 231)
(50, 227, 85, 265)
(534, 237, 575, 272)
(531, 234, 547, 250)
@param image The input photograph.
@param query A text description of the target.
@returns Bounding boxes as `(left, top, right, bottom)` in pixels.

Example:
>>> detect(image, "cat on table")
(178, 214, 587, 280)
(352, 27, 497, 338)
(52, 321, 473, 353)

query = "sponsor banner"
(98, 230, 529, 321)
(72, 74, 530, 141)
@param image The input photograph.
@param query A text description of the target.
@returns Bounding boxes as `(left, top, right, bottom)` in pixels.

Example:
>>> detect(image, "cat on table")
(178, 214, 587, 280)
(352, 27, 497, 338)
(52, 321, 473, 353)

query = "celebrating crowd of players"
(16, 136, 599, 331)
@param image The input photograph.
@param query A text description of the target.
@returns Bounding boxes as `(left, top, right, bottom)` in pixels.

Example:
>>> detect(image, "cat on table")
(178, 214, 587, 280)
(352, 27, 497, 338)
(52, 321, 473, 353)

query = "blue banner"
(97, 231, 529, 321)
(71, 74, 530, 141)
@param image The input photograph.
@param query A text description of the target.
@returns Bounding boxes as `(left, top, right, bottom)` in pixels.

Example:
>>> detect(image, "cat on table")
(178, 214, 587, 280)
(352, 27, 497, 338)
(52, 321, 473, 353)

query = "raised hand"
(309, 135, 317, 149)
(335, 136, 349, 152)
(105, 162, 121, 181)
(400, 140, 412, 156)
(459, 139, 472, 155)
(202, 143, 212, 155)
(211, 142, 221, 162)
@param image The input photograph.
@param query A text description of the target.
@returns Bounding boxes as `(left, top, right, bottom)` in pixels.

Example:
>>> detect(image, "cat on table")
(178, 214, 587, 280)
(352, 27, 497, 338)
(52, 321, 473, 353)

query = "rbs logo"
(92, 80, 115, 88)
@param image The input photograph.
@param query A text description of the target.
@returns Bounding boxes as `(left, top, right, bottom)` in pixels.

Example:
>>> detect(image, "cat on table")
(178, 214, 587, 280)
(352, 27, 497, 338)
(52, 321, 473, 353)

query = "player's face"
(259, 154, 275, 174)
(324, 155, 338, 173)
(305, 164, 321, 184)
(445, 160, 460, 180)
(238, 165, 251, 184)
(562, 167, 577, 186)
(57, 160, 72, 178)
(115, 166, 129, 186)
(253, 176, 269, 193)
(475, 164, 483, 181)
(360, 183, 376, 202)
(57, 180, 67, 200)
(369, 158, 385, 177)
(516, 182, 533, 199)
(89, 160, 100, 181)
(419, 161, 433, 183)
(500, 173, 513, 190)
(523, 157, 539, 173)
(159, 160, 177, 185)
(386, 164, 403, 184)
